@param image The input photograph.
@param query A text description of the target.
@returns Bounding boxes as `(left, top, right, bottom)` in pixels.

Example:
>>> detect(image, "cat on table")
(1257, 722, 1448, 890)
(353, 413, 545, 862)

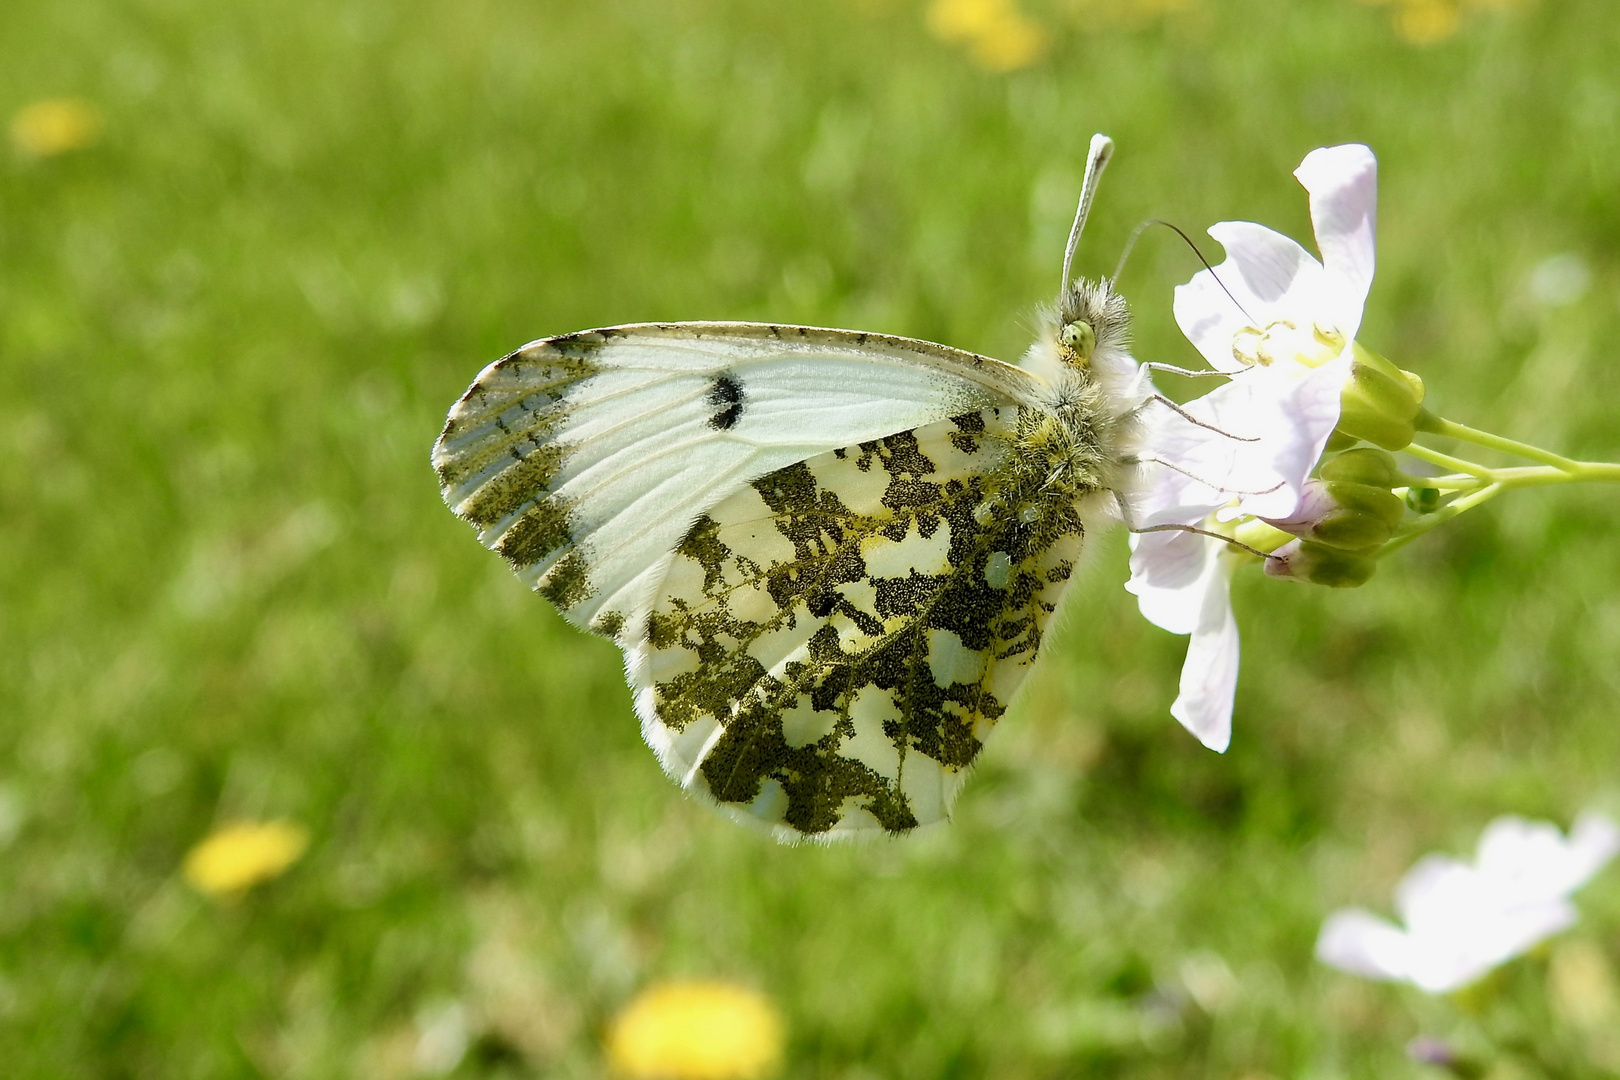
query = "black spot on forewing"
(707, 374, 745, 430)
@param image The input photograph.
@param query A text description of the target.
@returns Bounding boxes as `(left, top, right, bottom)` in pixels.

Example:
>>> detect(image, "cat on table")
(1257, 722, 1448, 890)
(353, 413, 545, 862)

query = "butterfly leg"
(1126, 394, 1262, 442)
(1122, 453, 1286, 499)
(1111, 488, 1282, 561)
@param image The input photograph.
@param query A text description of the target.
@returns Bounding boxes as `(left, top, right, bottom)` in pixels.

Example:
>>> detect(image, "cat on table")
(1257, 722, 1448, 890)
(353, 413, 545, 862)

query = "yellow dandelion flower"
(1392, 0, 1461, 43)
(927, 0, 1049, 71)
(10, 98, 102, 158)
(1361, 0, 1523, 45)
(606, 980, 784, 1080)
(969, 14, 1048, 71)
(928, 0, 1013, 42)
(182, 820, 309, 897)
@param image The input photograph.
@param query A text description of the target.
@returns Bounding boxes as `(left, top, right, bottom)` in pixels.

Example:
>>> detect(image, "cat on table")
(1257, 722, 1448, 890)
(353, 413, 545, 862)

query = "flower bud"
(1319, 447, 1399, 488)
(1405, 486, 1441, 514)
(1264, 539, 1378, 588)
(1322, 429, 1359, 454)
(1263, 476, 1405, 553)
(1334, 343, 1426, 451)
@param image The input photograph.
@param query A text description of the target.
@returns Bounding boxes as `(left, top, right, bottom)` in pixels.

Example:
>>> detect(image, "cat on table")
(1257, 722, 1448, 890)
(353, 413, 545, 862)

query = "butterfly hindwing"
(432, 324, 1045, 638)
(626, 407, 1085, 838)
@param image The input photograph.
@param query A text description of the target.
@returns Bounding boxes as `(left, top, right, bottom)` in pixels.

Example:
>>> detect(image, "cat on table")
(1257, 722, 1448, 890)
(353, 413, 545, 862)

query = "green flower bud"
(1405, 486, 1441, 514)
(1314, 482, 1405, 549)
(1264, 539, 1378, 588)
(1322, 429, 1360, 454)
(1334, 342, 1426, 451)
(1263, 474, 1405, 553)
(1319, 447, 1400, 488)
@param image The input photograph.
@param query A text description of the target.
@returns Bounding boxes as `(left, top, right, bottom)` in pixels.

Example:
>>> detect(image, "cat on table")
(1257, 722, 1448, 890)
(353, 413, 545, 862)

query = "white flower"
(1173, 144, 1378, 377)
(1127, 144, 1380, 751)
(1316, 812, 1620, 994)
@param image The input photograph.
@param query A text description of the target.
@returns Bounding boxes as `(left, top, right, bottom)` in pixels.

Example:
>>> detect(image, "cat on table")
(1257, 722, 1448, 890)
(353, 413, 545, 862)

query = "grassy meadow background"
(4, 0, 1620, 1075)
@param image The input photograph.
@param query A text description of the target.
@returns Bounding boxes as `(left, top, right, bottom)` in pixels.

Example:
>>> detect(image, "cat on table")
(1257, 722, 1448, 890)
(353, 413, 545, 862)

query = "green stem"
(1396, 474, 1483, 492)
(1401, 442, 1494, 481)
(1381, 482, 1505, 557)
(1415, 411, 1583, 471)
(1494, 462, 1620, 486)
(1380, 461, 1620, 558)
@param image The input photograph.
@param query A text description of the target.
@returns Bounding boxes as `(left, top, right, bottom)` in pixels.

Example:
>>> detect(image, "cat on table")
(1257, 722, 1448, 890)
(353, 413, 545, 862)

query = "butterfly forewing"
(627, 408, 1084, 838)
(433, 324, 1043, 637)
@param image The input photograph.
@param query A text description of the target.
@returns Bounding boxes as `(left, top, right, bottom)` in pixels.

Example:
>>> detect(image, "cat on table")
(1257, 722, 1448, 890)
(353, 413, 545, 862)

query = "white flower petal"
(1173, 222, 1325, 374)
(1140, 356, 1349, 522)
(1168, 556, 1239, 752)
(1406, 899, 1578, 994)
(1295, 144, 1377, 341)
(1476, 817, 1581, 899)
(1322, 812, 1614, 995)
(1207, 221, 1327, 310)
(1316, 909, 1412, 983)
(1232, 359, 1349, 520)
(1127, 529, 1221, 634)
(1569, 811, 1620, 877)
(1474, 811, 1620, 904)
(1395, 855, 1483, 930)
(1172, 268, 1253, 375)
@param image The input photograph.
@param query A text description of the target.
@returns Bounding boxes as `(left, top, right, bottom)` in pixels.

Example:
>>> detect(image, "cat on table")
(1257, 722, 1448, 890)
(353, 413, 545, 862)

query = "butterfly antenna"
(1060, 133, 1115, 296)
(1112, 218, 1256, 325)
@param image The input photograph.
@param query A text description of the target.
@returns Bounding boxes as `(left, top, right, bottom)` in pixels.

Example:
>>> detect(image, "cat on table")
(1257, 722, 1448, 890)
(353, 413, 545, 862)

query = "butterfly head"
(1055, 276, 1130, 374)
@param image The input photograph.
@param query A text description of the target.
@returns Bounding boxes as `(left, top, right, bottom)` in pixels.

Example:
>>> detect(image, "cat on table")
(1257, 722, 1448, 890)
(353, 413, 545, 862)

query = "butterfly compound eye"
(1059, 320, 1096, 366)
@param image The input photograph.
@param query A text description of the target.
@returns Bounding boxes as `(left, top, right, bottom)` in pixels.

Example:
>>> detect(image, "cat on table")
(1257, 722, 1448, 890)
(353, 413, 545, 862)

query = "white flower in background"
(1317, 812, 1620, 994)
(1128, 143, 1379, 751)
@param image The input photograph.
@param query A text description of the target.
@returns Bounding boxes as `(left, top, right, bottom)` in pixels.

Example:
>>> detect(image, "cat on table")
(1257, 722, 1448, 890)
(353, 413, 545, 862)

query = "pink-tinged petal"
(1141, 379, 1291, 511)
(1295, 144, 1377, 341)
(1143, 355, 1349, 522)
(1173, 222, 1325, 373)
(1234, 356, 1351, 520)
(1169, 556, 1239, 752)
(1316, 909, 1411, 982)
(1129, 413, 1226, 522)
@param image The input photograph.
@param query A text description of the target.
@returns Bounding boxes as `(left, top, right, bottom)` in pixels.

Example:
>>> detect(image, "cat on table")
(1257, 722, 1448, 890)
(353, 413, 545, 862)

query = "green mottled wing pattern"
(627, 407, 1083, 838)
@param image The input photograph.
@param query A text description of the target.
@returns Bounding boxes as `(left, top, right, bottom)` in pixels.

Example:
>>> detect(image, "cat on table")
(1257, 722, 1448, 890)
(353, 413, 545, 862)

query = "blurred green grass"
(4, 0, 1620, 1075)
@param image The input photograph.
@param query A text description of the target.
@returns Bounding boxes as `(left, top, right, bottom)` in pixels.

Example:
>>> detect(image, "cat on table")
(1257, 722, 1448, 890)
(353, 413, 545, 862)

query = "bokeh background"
(4, 0, 1620, 1075)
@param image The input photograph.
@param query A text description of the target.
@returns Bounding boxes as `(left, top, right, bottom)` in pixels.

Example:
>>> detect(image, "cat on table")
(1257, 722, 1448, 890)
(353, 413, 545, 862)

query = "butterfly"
(433, 135, 1144, 840)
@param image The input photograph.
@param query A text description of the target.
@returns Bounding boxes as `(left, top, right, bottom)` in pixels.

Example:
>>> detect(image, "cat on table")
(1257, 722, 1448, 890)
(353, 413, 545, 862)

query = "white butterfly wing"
(434, 322, 1078, 839)
(434, 323, 1045, 633)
